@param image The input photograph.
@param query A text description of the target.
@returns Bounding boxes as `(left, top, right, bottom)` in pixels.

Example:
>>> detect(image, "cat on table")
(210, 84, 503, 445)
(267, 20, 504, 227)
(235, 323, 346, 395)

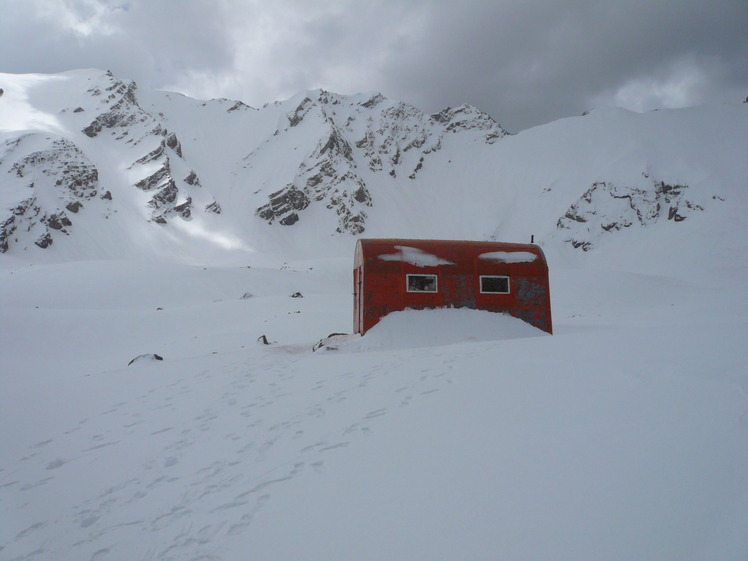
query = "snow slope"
(2, 256, 747, 561)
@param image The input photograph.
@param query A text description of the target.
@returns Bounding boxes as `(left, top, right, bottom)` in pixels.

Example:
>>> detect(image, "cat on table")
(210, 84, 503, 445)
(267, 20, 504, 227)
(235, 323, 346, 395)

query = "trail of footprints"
(4, 350, 457, 560)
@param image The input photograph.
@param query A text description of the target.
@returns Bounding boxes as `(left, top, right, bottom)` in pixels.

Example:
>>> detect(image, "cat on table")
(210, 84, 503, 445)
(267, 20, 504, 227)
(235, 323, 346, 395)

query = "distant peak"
(430, 105, 509, 139)
(360, 93, 386, 109)
(431, 104, 490, 123)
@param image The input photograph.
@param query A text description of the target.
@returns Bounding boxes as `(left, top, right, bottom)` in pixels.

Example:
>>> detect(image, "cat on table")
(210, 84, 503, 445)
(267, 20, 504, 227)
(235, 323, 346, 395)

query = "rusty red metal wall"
(353, 239, 552, 335)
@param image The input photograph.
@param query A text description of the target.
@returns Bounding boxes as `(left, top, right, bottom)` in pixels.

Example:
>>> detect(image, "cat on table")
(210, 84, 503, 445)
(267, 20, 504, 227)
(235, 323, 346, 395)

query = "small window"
(480, 275, 510, 294)
(407, 274, 438, 293)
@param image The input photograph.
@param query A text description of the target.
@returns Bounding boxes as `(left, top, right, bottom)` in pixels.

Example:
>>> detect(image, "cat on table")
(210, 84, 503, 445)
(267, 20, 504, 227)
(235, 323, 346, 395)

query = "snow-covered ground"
(2, 254, 747, 561)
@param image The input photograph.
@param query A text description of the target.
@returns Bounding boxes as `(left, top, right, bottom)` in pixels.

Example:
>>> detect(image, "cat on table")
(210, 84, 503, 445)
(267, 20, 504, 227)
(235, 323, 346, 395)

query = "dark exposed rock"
(35, 232, 53, 248)
(0, 135, 104, 252)
(81, 75, 148, 140)
(256, 186, 310, 225)
(128, 353, 163, 366)
(360, 94, 385, 109)
(82, 106, 140, 138)
(319, 129, 353, 160)
(0, 216, 16, 253)
(558, 179, 703, 250)
(227, 100, 251, 112)
(430, 105, 509, 143)
(11, 138, 99, 199)
(0, 197, 40, 253)
(288, 97, 313, 127)
(134, 142, 165, 165)
(391, 147, 401, 165)
(174, 197, 192, 219)
(570, 240, 592, 251)
(184, 171, 200, 186)
(134, 132, 183, 165)
(164, 132, 182, 158)
(564, 209, 587, 223)
(337, 210, 366, 235)
(409, 157, 424, 179)
(135, 166, 170, 191)
(149, 179, 178, 209)
(280, 212, 300, 226)
(46, 212, 72, 230)
(353, 185, 370, 204)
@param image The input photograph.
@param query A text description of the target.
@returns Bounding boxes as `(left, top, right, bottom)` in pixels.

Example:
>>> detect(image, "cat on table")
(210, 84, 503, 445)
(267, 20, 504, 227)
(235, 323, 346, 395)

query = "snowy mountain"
(2, 69, 746, 267)
(2, 70, 748, 561)
(0, 69, 509, 261)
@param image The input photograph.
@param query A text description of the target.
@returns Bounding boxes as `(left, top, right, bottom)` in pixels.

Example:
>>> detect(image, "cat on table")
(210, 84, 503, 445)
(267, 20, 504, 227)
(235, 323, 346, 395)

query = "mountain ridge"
(1, 69, 746, 269)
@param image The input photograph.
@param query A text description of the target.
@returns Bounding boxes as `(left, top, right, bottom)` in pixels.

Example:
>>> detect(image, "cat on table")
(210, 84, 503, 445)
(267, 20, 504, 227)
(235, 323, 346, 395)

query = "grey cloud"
(0, 0, 233, 90)
(375, 0, 748, 129)
(1, 0, 746, 131)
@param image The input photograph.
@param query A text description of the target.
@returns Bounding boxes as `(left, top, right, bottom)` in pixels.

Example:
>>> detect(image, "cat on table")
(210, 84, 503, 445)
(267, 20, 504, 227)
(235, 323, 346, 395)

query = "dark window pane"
(481, 276, 509, 293)
(407, 274, 437, 292)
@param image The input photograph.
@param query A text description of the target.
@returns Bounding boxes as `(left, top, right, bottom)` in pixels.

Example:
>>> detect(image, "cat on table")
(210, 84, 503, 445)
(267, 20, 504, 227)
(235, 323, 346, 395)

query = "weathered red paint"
(353, 239, 552, 335)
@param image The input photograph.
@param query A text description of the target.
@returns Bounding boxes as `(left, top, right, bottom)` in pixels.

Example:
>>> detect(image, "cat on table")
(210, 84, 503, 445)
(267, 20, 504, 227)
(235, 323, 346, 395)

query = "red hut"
(353, 239, 552, 335)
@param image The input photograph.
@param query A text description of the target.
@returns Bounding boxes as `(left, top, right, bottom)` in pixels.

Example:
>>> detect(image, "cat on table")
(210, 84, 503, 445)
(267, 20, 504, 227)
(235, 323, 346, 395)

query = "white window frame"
(480, 275, 510, 294)
(406, 273, 438, 293)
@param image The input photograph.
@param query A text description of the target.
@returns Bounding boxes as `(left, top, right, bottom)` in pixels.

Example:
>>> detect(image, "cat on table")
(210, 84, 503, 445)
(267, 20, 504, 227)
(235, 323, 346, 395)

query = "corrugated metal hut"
(353, 239, 552, 335)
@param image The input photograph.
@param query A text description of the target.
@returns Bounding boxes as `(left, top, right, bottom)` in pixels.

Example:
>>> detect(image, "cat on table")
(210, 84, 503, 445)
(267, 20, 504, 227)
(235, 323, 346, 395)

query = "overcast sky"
(2, 0, 747, 131)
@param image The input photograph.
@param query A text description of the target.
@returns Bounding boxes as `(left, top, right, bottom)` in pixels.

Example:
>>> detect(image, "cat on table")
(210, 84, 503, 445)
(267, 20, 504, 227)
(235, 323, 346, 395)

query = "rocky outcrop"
(557, 179, 704, 250)
(256, 90, 507, 235)
(83, 71, 203, 224)
(430, 105, 509, 143)
(256, 186, 310, 226)
(82, 72, 143, 139)
(255, 92, 378, 234)
(133, 156, 195, 223)
(0, 134, 106, 252)
(2, 71, 524, 254)
(255, 91, 506, 235)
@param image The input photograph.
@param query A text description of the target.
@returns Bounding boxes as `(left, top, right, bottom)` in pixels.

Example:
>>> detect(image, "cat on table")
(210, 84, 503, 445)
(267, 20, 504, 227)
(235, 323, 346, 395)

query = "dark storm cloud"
(381, 0, 748, 130)
(1, 0, 746, 131)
